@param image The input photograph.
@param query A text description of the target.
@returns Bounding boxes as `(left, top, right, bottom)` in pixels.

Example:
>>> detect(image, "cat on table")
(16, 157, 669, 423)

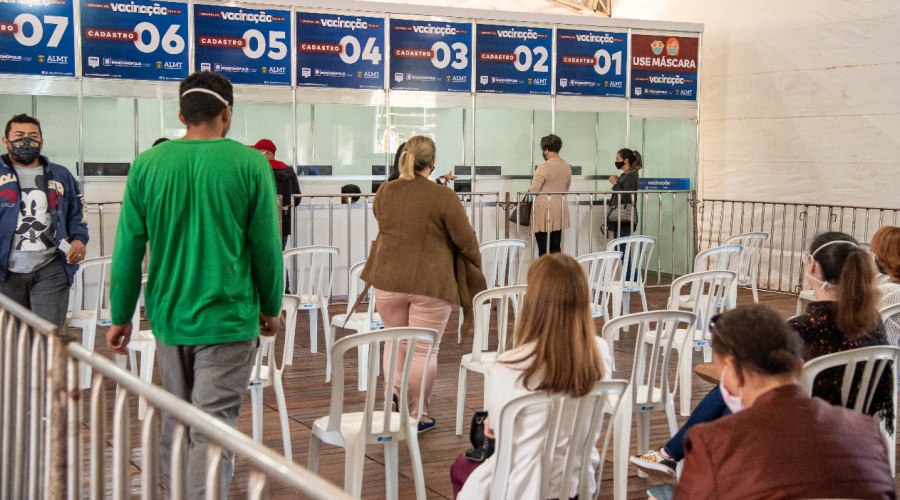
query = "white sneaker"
(629, 449, 677, 477)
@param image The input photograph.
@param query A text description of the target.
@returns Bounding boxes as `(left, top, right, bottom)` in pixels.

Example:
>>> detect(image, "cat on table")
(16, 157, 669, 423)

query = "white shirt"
(458, 336, 613, 500)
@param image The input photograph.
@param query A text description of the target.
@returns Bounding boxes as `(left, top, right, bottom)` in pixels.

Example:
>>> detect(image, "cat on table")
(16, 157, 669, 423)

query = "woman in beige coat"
(529, 134, 572, 255)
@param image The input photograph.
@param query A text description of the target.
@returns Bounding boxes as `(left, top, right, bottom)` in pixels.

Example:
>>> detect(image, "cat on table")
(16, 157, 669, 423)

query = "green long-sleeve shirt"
(110, 138, 283, 345)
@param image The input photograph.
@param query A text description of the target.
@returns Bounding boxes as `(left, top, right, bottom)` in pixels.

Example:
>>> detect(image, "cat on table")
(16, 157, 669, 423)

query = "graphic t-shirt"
(9, 165, 57, 273)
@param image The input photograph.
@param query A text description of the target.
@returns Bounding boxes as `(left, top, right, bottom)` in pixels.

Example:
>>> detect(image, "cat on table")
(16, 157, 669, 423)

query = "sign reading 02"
(476, 23, 551, 95)
(630, 34, 698, 100)
(0, 0, 75, 76)
(80, 0, 188, 81)
(194, 4, 290, 86)
(296, 12, 384, 90)
(389, 18, 471, 93)
(555, 28, 626, 97)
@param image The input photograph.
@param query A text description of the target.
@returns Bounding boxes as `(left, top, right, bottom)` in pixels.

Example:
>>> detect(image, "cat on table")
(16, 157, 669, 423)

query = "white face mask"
(719, 367, 744, 413)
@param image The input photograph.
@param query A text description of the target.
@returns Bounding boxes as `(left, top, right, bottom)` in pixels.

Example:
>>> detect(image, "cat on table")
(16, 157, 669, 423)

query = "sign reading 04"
(555, 28, 626, 97)
(296, 12, 384, 90)
(0, 0, 75, 76)
(389, 18, 471, 93)
(194, 4, 291, 86)
(476, 23, 551, 95)
(630, 34, 698, 100)
(80, 0, 188, 81)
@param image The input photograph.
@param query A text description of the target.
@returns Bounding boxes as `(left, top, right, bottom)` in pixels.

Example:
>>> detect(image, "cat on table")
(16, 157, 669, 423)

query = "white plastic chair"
(577, 251, 623, 325)
(602, 310, 696, 492)
(308, 327, 437, 499)
(645, 270, 735, 416)
(488, 380, 628, 500)
(328, 261, 384, 391)
(458, 239, 527, 344)
(605, 236, 656, 316)
(247, 295, 301, 460)
(68, 256, 112, 389)
(688, 244, 742, 309)
(881, 302, 900, 347)
(723, 232, 768, 303)
(456, 285, 526, 435)
(799, 345, 900, 477)
(283, 245, 339, 353)
(125, 274, 155, 420)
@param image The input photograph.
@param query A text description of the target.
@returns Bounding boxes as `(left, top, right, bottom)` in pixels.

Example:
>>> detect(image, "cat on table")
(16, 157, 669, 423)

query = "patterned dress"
(789, 301, 894, 433)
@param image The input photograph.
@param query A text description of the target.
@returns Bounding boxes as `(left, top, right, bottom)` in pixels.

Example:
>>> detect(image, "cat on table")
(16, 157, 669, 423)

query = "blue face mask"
(652, 46, 663, 55)
(668, 46, 678, 56)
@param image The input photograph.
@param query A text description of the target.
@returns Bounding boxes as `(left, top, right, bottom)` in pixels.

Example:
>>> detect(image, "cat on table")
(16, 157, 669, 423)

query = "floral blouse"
(789, 301, 894, 433)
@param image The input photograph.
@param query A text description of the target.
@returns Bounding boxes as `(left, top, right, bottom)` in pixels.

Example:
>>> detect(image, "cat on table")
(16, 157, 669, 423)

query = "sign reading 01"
(389, 18, 471, 93)
(80, 0, 188, 81)
(630, 34, 698, 100)
(194, 4, 290, 86)
(0, 0, 75, 76)
(296, 12, 384, 90)
(476, 23, 551, 95)
(555, 28, 626, 97)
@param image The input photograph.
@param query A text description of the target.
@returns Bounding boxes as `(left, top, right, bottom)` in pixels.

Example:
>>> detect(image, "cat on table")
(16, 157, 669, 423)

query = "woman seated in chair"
(871, 225, 900, 345)
(674, 304, 894, 499)
(450, 253, 613, 499)
(632, 231, 893, 477)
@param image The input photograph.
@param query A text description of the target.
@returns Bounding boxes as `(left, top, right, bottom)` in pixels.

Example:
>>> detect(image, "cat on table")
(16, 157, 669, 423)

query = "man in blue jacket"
(1, 114, 89, 330)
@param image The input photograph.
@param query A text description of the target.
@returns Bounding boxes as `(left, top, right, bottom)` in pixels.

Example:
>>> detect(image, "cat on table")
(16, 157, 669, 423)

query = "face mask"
(9, 137, 41, 164)
(805, 272, 832, 290)
(719, 367, 744, 413)
(614, 160, 625, 169)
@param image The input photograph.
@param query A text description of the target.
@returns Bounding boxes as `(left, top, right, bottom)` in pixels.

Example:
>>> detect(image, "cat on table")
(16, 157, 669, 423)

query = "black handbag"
(508, 197, 532, 226)
(464, 411, 495, 462)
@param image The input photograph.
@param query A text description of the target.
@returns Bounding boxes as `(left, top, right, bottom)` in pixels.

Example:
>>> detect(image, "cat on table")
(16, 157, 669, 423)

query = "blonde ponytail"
(398, 135, 436, 181)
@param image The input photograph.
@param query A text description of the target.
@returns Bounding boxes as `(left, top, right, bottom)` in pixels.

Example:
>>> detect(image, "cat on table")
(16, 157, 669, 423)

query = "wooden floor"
(80, 287, 899, 499)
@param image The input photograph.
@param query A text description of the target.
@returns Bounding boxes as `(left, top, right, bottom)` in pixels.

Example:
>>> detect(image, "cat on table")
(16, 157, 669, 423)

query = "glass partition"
(83, 97, 136, 169)
(35, 96, 79, 175)
(137, 98, 182, 152)
(230, 101, 295, 166)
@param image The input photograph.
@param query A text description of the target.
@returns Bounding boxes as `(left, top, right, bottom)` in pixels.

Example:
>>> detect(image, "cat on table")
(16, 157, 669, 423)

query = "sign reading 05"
(476, 23, 551, 95)
(389, 18, 471, 93)
(194, 4, 290, 86)
(80, 0, 188, 81)
(0, 0, 75, 76)
(296, 12, 384, 90)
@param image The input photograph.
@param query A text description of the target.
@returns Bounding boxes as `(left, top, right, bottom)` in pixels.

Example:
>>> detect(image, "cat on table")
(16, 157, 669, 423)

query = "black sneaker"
(417, 417, 436, 433)
(629, 449, 677, 477)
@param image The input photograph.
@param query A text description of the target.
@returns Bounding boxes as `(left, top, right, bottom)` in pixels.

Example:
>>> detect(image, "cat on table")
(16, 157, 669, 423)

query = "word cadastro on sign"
(630, 34, 698, 100)
(296, 13, 384, 90)
(476, 24, 551, 95)
(389, 18, 471, 93)
(194, 3, 291, 85)
(0, 0, 75, 76)
(80, 0, 188, 80)
(555, 29, 626, 97)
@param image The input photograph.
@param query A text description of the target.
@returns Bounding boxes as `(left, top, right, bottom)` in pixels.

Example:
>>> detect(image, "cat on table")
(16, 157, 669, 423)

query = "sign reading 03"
(476, 23, 552, 95)
(80, 0, 188, 81)
(194, 4, 291, 86)
(0, 0, 75, 76)
(389, 18, 471, 93)
(296, 12, 384, 90)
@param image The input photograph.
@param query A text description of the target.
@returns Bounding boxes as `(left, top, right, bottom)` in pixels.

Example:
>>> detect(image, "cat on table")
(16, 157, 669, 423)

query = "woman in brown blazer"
(529, 134, 571, 256)
(361, 135, 486, 432)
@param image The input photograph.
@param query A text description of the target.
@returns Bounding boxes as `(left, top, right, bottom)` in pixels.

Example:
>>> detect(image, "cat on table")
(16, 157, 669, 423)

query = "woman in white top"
(451, 253, 613, 499)
(871, 225, 900, 345)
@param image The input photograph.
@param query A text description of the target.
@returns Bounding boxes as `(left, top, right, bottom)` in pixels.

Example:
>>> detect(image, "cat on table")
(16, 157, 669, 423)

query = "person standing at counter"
(530, 134, 571, 256)
(607, 148, 642, 239)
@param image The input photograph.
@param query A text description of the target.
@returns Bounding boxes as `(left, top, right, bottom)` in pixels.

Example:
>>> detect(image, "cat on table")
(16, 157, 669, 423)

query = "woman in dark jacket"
(607, 148, 642, 238)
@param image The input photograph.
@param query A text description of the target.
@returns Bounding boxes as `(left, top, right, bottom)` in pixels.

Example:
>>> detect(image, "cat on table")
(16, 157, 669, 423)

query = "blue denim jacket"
(0, 154, 89, 284)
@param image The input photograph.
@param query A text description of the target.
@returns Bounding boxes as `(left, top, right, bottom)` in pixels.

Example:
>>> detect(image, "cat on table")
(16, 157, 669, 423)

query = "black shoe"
(417, 417, 436, 433)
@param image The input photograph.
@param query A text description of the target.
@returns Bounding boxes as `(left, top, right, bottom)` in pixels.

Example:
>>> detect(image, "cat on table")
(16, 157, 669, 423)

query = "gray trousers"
(0, 256, 69, 331)
(156, 338, 258, 499)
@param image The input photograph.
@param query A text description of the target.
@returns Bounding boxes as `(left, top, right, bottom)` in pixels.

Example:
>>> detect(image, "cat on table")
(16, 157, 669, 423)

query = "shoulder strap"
(343, 283, 372, 328)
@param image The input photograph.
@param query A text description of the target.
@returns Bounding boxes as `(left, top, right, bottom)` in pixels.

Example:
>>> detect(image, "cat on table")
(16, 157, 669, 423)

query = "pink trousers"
(375, 290, 452, 420)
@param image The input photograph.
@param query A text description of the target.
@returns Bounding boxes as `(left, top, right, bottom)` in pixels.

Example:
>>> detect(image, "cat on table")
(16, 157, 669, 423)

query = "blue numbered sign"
(475, 24, 551, 95)
(194, 4, 291, 85)
(0, 0, 75, 76)
(81, 0, 188, 80)
(389, 19, 471, 92)
(296, 12, 384, 90)
(555, 29, 626, 97)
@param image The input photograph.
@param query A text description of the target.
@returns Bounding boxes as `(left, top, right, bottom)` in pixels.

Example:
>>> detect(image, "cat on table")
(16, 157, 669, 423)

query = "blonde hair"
(508, 253, 605, 397)
(398, 135, 435, 181)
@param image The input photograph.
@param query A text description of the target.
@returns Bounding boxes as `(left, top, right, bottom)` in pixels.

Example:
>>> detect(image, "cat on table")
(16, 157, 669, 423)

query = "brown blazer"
(675, 384, 896, 500)
(361, 175, 487, 335)
(529, 157, 571, 233)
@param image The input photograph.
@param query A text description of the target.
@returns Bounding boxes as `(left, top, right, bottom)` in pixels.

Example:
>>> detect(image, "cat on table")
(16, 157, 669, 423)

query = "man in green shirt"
(107, 71, 283, 498)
